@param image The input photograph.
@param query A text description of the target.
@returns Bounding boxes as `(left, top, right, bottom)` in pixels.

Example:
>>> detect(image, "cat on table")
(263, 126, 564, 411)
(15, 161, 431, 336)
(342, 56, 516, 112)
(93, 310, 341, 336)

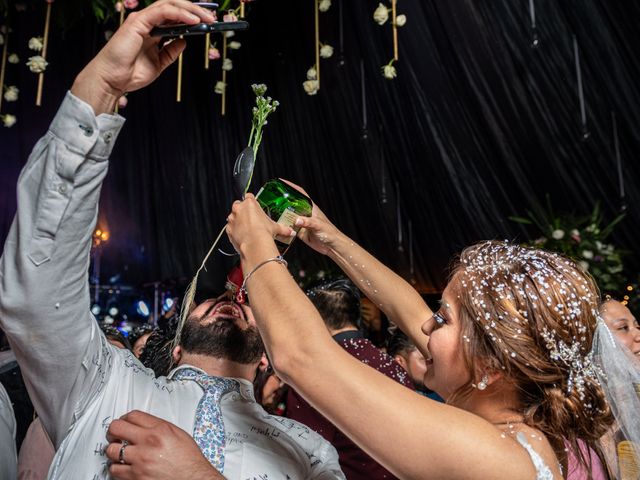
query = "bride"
(225, 190, 613, 480)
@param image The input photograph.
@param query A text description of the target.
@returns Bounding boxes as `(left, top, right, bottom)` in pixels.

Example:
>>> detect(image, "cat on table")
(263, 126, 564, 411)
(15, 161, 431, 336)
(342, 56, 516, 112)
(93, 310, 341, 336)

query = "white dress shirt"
(0, 92, 345, 480)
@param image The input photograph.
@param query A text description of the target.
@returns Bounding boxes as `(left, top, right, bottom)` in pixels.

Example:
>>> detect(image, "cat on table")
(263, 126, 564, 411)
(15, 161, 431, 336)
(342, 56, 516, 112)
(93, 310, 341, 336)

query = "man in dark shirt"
(285, 279, 413, 480)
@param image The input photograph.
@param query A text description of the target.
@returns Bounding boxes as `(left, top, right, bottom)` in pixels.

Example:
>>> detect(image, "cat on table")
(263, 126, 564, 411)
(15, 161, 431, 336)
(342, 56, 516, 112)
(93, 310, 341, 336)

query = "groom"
(0, 2, 343, 478)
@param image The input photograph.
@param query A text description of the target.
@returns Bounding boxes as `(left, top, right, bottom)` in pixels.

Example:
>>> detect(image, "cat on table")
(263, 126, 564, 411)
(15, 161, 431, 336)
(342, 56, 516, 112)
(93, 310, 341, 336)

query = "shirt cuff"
(48, 91, 126, 161)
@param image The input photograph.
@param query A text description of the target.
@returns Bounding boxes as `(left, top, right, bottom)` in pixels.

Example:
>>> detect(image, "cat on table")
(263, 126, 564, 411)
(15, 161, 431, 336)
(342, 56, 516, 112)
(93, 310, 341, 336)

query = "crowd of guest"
(1, 2, 639, 479)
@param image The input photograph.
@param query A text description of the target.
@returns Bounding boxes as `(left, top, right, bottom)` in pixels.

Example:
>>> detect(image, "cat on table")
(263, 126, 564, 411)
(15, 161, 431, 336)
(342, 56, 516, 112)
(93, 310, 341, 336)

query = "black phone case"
(150, 20, 249, 38)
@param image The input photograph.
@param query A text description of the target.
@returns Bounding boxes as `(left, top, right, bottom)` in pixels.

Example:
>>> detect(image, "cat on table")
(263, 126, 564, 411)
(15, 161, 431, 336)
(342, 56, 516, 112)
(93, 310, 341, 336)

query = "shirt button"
(58, 184, 68, 194)
(79, 124, 94, 137)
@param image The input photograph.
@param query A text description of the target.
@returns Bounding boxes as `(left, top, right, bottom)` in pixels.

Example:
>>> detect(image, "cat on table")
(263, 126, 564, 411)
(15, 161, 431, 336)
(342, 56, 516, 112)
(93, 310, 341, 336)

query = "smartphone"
(151, 20, 249, 37)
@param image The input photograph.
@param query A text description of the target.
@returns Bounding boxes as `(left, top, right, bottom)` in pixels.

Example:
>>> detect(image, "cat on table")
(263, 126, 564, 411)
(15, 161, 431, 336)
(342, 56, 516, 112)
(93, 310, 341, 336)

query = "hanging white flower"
(373, 3, 389, 25)
(214, 81, 226, 94)
(225, 30, 235, 38)
(303, 80, 319, 96)
(581, 250, 594, 260)
(396, 14, 407, 27)
(222, 58, 233, 71)
(28, 36, 44, 52)
(382, 61, 397, 79)
(26, 55, 48, 73)
(306, 66, 317, 80)
(319, 0, 331, 12)
(2, 114, 17, 128)
(320, 44, 334, 58)
(3, 85, 19, 102)
(228, 41, 241, 50)
(551, 229, 565, 240)
(8, 53, 19, 64)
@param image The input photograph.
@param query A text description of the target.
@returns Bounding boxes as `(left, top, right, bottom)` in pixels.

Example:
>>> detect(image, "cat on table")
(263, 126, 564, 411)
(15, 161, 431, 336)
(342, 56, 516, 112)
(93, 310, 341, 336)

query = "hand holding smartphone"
(150, 2, 249, 38)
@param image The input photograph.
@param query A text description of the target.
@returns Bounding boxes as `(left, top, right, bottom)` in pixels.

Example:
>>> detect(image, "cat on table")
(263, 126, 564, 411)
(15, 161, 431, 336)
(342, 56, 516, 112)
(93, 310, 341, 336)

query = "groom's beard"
(180, 317, 264, 364)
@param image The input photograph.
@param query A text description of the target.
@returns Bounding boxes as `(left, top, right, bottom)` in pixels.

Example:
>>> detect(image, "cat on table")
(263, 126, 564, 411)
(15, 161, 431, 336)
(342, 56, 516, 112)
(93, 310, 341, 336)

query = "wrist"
(326, 231, 353, 261)
(71, 67, 121, 116)
(239, 236, 280, 268)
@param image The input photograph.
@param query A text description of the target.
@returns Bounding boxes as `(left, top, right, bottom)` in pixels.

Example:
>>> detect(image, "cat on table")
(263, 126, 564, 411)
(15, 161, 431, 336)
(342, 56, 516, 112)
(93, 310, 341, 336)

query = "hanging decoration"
(337, 0, 344, 66)
(302, 0, 333, 96)
(28, 0, 53, 107)
(611, 112, 626, 212)
(373, 1, 406, 80)
(396, 181, 403, 252)
(360, 59, 367, 138)
(176, 36, 184, 102)
(1, 25, 19, 127)
(214, 8, 243, 115)
(114, 1, 131, 113)
(572, 35, 589, 140)
(409, 219, 415, 284)
(529, 0, 539, 48)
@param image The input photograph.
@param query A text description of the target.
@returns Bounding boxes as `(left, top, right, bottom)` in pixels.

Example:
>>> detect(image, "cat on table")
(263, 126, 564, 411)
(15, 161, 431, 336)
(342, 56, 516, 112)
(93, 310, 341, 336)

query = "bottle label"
(276, 207, 298, 245)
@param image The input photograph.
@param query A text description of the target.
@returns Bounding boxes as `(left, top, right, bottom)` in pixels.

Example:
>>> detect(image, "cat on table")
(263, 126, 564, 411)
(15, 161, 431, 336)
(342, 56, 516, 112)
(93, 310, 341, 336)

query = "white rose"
(382, 63, 397, 79)
(319, 0, 331, 12)
(225, 30, 235, 38)
(320, 44, 334, 58)
(8, 53, 19, 64)
(303, 80, 319, 96)
(578, 261, 589, 271)
(28, 36, 44, 52)
(2, 114, 17, 128)
(26, 55, 48, 73)
(222, 58, 233, 71)
(581, 250, 594, 260)
(373, 3, 389, 25)
(228, 41, 241, 50)
(551, 229, 565, 240)
(306, 66, 317, 80)
(3, 85, 19, 102)
(214, 81, 226, 94)
(396, 14, 407, 27)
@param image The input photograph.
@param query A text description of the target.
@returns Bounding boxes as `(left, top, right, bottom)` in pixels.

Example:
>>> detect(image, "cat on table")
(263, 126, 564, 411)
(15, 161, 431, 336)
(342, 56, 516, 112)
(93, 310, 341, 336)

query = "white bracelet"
(239, 255, 288, 298)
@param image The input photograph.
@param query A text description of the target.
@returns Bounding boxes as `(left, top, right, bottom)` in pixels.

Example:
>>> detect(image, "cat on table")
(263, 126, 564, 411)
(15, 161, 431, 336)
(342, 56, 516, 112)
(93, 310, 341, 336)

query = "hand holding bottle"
(294, 210, 342, 257)
(226, 194, 296, 257)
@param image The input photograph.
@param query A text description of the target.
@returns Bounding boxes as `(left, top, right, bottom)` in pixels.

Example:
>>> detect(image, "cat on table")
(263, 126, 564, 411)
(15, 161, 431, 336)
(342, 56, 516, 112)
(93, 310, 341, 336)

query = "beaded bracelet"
(238, 255, 288, 301)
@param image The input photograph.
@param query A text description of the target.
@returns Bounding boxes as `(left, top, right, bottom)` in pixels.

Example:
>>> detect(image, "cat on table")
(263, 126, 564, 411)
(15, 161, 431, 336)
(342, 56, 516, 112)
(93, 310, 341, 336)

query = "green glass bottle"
(256, 179, 313, 253)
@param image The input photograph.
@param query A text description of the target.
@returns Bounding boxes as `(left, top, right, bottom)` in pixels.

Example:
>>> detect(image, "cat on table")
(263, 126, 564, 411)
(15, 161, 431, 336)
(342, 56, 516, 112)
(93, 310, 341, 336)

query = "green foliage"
(511, 199, 627, 294)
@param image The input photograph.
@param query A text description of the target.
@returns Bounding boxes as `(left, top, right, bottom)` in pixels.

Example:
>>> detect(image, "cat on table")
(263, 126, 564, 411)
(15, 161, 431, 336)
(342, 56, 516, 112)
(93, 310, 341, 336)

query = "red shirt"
(285, 332, 413, 479)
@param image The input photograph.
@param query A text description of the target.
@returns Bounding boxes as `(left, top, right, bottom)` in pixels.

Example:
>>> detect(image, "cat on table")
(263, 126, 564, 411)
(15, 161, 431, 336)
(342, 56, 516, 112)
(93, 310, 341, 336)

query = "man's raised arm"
(0, 0, 214, 447)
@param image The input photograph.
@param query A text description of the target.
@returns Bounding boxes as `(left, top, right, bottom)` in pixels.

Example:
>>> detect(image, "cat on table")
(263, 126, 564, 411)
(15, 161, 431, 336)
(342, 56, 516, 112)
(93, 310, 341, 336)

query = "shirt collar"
(167, 364, 256, 402)
(332, 330, 364, 343)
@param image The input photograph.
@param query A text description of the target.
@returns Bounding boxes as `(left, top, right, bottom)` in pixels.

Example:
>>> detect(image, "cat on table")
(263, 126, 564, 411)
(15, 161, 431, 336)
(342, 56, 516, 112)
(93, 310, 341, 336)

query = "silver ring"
(118, 440, 129, 465)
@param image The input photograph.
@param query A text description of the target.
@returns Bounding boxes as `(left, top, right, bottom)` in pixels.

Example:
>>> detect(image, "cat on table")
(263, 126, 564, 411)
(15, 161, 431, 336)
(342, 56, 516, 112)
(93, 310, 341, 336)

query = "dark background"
(1, 0, 638, 299)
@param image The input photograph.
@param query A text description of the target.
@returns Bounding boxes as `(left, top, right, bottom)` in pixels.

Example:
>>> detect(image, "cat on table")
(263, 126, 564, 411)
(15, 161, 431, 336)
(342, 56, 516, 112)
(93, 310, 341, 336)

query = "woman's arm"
(294, 203, 431, 351)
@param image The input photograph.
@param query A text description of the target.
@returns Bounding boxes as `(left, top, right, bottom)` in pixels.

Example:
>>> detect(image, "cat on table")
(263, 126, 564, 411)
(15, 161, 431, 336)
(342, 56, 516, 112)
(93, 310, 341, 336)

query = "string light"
(93, 227, 110, 247)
